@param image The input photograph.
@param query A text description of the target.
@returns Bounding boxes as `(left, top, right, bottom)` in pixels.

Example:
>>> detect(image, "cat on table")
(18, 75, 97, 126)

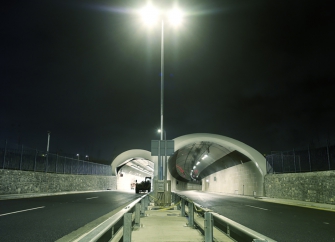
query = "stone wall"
(0, 169, 117, 195)
(265, 171, 335, 204)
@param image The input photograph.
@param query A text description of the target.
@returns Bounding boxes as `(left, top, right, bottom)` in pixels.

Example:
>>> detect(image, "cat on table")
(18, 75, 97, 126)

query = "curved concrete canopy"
(111, 134, 266, 179)
(111, 149, 152, 176)
(174, 133, 266, 177)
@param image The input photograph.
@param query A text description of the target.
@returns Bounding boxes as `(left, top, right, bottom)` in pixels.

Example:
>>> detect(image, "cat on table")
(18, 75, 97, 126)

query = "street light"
(158, 129, 167, 180)
(141, 4, 183, 180)
(157, 129, 166, 140)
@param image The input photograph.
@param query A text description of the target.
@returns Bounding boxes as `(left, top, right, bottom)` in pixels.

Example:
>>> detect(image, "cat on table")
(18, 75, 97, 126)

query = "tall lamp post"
(141, 4, 183, 181)
(158, 129, 167, 180)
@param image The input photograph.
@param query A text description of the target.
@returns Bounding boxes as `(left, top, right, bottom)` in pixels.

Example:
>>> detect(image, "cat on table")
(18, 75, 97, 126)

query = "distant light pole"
(46, 131, 51, 153)
(141, 4, 183, 180)
(46, 131, 51, 172)
(86, 155, 89, 161)
(76, 154, 79, 160)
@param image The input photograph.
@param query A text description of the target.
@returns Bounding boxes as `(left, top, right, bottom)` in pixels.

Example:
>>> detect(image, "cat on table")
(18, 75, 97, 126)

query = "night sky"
(2, 0, 335, 164)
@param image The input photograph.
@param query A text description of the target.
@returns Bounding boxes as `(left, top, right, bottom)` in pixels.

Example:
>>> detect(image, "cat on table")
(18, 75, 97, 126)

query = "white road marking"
(86, 197, 98, 200)
(0, 206, 45, 217)
(245, 205, 268, 211)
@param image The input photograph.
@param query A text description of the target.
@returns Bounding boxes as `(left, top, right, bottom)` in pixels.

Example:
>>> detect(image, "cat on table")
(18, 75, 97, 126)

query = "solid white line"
(0, 206, 45, 217)
(86, 197, 98, 200)
(245, 205, 268, 211)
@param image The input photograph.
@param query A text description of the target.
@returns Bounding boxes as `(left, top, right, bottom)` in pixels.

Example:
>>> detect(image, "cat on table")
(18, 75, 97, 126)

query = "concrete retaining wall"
(202, 162, 264, 196)
(0, 169, 117, 195)
(265, 171, 335, 205)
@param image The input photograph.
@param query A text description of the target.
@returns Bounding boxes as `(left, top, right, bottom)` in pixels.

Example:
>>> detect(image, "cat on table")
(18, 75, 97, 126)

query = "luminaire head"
(140, 5, 159, 26)
(140, 4, 183, 26)
(168, 8, 183, 26)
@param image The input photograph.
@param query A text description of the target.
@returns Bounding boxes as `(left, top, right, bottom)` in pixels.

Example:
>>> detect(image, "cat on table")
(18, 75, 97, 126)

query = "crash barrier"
(174, 193, 277, 242)
(76, 194, 150, 242)
(76, 192, 275, 242)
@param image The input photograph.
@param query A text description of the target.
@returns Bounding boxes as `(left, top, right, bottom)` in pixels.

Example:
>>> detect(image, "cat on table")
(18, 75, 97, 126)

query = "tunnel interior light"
(193, 166, 196, 169)
(131, 164, 152, 174)
(196, 161, 200, 165)
(147, 165, 154, 170)
(202, 154, 208, 160)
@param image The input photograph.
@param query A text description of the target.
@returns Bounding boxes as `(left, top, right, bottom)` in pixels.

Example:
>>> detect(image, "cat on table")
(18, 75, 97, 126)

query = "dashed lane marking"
(245, 205, 269, 211)
(0, 206, 45, 217)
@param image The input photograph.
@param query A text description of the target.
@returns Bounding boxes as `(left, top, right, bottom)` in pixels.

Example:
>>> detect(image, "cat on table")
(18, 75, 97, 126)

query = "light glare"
(168, 8, 183, 25)
(141, 5, 159, 25)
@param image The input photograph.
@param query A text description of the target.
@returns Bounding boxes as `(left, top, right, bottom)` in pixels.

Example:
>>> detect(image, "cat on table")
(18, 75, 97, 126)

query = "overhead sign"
(151, 140, 174, 156)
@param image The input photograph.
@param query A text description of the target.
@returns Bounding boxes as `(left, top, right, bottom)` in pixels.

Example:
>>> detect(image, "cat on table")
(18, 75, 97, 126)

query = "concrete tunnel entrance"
(111, 134, 266, 196)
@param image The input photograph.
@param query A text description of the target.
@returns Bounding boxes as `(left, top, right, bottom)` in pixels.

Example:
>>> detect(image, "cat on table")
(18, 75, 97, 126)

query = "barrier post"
(181, 197, 185, 217)
(135, 203, 141, 227)
(145, 195, 149, 208)
(204, 212, 213, 242)
(123, 213, 132, 242)
(188, 201, 194, 227)
(177, 195, 181, 210)
(141, 198, 146, 217)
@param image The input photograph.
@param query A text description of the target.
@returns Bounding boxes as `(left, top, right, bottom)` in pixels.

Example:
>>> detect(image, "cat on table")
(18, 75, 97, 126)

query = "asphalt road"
(177, 191, 335, 241)
(0, 191, 141, 242)
(1, 191, 334, 241)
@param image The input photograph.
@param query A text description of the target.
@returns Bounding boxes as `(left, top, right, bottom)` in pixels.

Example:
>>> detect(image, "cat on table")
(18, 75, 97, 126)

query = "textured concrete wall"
(202, 162, 264, 196)
(0, 169, 117, 195)
(265, 171, 335, 204)
(168, 170, 201, 191)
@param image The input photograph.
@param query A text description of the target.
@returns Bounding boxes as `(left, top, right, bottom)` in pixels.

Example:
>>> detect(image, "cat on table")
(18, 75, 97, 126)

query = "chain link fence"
(0, 140, 112, 176)
(266, 143, 335, 174)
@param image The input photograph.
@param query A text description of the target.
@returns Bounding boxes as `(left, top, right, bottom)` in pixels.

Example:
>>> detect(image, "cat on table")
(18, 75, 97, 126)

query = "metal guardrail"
(74, 192, 275, 242)
(76, 194, 149, 242)
(174, 193, 277, 242)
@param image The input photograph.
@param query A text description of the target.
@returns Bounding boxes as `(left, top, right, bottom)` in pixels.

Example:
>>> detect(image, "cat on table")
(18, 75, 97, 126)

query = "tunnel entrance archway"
(111, 149, 155, 192)
(111, 134, 266, 195)
(171, 134, 266, 196)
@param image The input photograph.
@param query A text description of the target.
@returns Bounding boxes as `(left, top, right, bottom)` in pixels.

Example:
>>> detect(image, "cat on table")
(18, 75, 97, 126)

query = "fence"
(0, 140, 112, 176)
(266, 143, 335, 174)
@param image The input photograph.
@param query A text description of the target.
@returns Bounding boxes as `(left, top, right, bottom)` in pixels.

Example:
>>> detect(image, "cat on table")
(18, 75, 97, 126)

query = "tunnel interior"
(117, 157, 154, 177)
(168, 141, 252, 183)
